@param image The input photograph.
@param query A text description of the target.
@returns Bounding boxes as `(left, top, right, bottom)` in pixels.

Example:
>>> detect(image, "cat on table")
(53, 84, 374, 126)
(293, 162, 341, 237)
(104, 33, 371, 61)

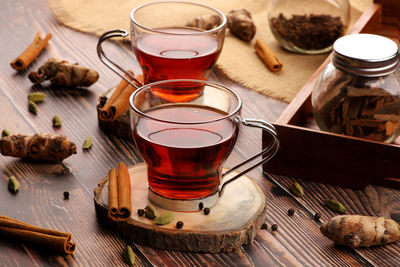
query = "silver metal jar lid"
(332, 33, 399, 77)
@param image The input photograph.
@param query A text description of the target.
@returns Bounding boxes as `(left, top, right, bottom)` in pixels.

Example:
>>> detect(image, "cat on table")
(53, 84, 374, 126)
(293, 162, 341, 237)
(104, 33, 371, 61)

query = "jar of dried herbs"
(312, 34, 400, 143)
(268, 0, 349, 54)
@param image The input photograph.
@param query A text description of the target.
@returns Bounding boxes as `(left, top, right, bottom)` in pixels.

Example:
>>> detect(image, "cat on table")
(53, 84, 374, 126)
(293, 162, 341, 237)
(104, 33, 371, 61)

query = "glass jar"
(312, 34, 400, 143)
(268, 0, 350, 54)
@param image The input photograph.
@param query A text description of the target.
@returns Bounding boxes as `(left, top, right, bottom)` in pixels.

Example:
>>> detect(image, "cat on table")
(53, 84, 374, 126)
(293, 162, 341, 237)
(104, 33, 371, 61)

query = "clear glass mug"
(130, 79, 279, 211)
(97, 1, 227, 102)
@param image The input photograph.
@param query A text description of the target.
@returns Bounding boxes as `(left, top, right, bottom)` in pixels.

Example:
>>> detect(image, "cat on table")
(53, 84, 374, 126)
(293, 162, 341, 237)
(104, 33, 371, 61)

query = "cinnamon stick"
(117, 162, 131, 221)
(10, 32, 52, 71)
(0, 215, 75, 254)
(254, 39, 283, 72)
(107, 162, 132, 221)
(107, 168, 119, 221)
(99, 72, 143, 121)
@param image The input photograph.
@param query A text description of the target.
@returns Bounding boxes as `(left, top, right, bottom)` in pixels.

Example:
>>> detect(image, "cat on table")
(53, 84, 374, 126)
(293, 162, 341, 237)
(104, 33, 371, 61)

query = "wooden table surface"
(1, 0, 400, 266)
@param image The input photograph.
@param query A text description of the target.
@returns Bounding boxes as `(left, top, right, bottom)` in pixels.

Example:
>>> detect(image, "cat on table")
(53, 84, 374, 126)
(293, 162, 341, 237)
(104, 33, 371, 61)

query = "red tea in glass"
(133, 27, 222, 102)
(130, 80, 279, 209)
(133, 104, 238, 199)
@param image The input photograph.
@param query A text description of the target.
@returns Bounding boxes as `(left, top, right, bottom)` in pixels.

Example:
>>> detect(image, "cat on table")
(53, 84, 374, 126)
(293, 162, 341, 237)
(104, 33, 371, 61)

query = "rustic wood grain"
(1, 0, 400, 266)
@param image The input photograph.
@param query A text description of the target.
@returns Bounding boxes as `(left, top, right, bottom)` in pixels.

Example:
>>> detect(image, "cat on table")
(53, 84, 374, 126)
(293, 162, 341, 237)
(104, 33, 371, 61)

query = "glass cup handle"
(96, 29, 142, 89)
(219, 118, 279, 196)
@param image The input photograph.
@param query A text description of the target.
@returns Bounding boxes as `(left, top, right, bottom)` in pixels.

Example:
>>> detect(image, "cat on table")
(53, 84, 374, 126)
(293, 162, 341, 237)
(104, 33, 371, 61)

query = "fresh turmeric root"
(28, 58, 99, 87)
(226, 9, 256, 42)
(320, 215, 400, 248)
(0, 133, 77, 162)
(186, 14, 222, 30)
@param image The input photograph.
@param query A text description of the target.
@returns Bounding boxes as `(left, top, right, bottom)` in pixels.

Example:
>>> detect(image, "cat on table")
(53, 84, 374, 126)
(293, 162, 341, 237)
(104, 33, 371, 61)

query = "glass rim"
(129, 79, 242, 125)
(130, 1, 227, 36)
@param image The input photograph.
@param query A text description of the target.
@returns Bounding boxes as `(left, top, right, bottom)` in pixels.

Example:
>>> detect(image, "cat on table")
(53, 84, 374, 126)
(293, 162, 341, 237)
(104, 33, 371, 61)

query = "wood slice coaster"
(94, 163, 267, 253)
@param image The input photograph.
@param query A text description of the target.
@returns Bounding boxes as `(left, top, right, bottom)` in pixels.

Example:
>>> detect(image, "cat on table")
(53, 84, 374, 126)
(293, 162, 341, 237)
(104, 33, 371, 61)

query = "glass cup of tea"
(130, 79, 279, 211)
(97, 1, 227, 101)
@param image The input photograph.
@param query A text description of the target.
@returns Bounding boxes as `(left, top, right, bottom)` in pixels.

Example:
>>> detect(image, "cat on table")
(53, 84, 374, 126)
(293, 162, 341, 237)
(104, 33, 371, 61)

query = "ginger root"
(0, 133, 77, 162)
(186, 14, 222, 30)
(28, 58, 99, 87)
(320, 215, 400, 248)
(226, 9, 256, 42)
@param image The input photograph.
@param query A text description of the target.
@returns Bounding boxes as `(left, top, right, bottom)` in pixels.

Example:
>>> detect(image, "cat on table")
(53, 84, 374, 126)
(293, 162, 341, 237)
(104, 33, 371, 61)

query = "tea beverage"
(130, 80, 279, 209)
(133, 104, 238, 200)
(134, 27, 221, 102)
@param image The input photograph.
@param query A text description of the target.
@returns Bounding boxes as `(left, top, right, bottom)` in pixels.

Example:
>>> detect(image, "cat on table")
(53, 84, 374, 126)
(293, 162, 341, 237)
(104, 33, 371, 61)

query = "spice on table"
(320, 215, 400, 248)
(107, 162, 132, 221)
(28, 101, 38, 114)
(52, 115, 62, 128)
(199, 202, 204, 210)
(63, 191, 69, 200)
(82, 136, 92, 150)
(226, 9, 256, 42)
(290, 182, 304, 197)
(288, 208, 295, 216)
(0, 215, 75, 254)
(176, 221, 184, 229)
(98, 96, 108, 108)
(314, 212, 321, 221)
(2, 129, 10, 138)
(261, 223, 268, 230)
(123, 245, 136, 266)
(271, 224, 278, 232)
(99, 71, 142, 122)
(254, 39, 283, 72)
(28, 92, 47, 103)
(186, 13, 222, 30)
(28, 58, 99, 88)
(0, 133, 77, 162)
(145, 205, 157, 220)
(154, 212, 174, 226)
(270, 13, 344, 51)
(8, 175, 20, 193)
(10, 32, 52, 71)
(324, 199, 347, 214)
(137, 209, 145, 217)
(203, 207, 210, 215)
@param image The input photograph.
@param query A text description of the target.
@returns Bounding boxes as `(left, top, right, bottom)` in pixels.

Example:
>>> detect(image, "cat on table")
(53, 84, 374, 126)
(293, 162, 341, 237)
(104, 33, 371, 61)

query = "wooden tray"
(262, 1, 400, 190)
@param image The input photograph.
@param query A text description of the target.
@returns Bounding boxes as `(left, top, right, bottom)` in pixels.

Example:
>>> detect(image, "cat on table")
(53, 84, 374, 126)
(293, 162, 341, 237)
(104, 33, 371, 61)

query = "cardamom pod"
(28, 101, 38, 114)
(324, 199, 347, 214)
(290, 182, 304, 197)
(8, 175, 20, 193)
(2, 129, 10, 138)
(28, 92, 47, 102)
(154, 212, 174, 225)
(123, 245, 136, 266)
(82, 136, 92, 149)
(52, 115, 62, 127)
(144, 205, 156, 219)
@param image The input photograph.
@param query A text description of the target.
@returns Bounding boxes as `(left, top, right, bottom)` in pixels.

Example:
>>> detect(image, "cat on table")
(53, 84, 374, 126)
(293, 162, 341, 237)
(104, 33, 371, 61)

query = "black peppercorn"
(314, 212, 321, 221)
(176, 221, 184, 229)
(199, 202, 204, 210)
(271, 224, 278, 231)
(288, 208, 295, 216)
(203, 207, 210, 215)
(261, 223, 268, 230)
(137, 209, 145, 216)
(63, 191, 69, 199)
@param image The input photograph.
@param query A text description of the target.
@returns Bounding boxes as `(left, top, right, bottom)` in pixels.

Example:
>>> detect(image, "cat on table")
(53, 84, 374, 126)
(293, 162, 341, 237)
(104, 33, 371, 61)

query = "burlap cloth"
(48, 0, 372, 102)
